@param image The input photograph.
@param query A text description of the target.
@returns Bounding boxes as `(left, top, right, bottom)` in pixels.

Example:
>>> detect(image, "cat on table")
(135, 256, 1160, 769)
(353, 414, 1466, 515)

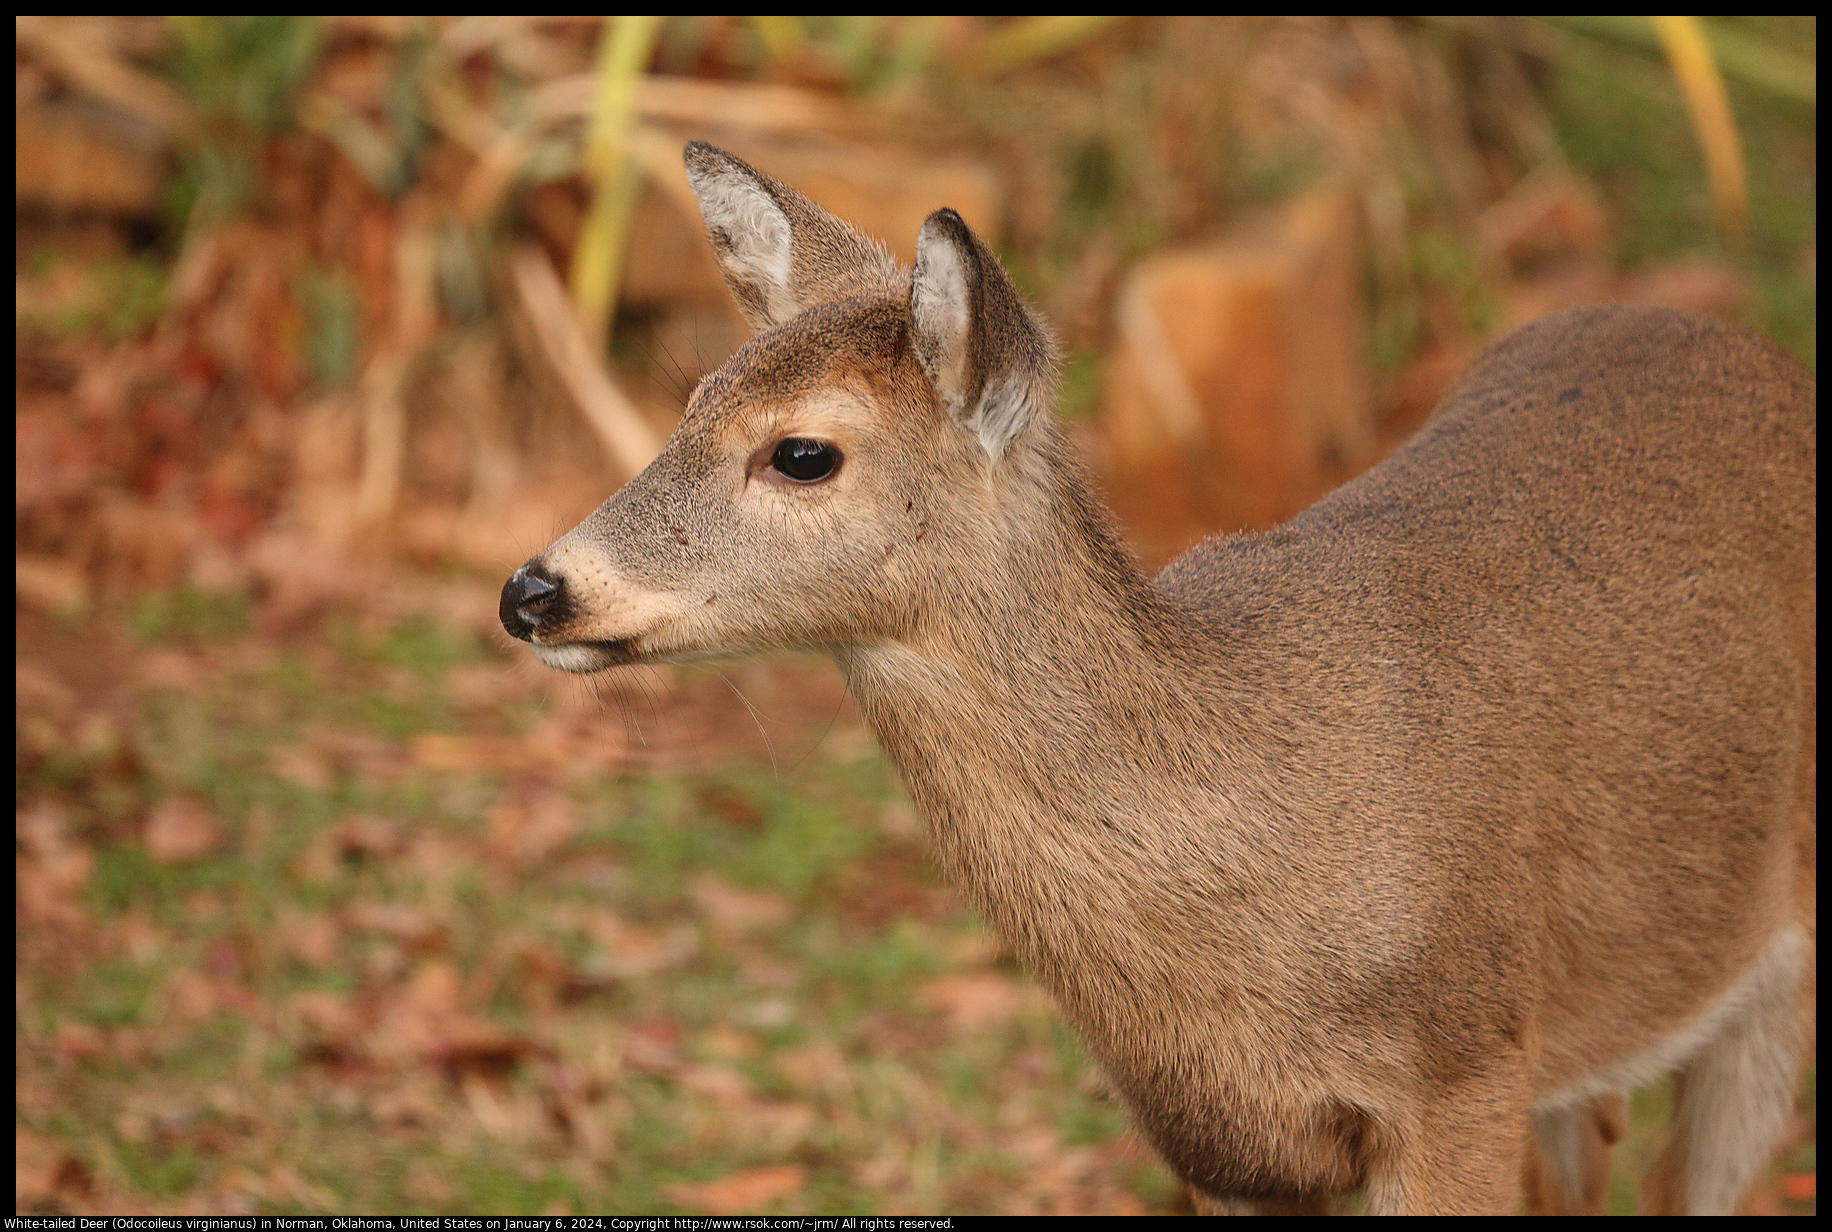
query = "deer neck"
(837, 445, 1266, 1006)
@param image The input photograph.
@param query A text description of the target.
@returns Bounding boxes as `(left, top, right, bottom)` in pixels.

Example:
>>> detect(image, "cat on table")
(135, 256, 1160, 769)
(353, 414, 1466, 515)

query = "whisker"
(788, 673, 851, 775)
(715, 667, 779, 777)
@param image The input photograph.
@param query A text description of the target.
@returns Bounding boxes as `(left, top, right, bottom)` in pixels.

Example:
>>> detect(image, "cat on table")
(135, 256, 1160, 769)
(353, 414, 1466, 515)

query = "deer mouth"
(531, 638, 640, 674)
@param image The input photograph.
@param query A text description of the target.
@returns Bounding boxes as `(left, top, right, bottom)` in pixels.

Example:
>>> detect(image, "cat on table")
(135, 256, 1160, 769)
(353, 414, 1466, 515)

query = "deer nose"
(500, 562, 563, 641)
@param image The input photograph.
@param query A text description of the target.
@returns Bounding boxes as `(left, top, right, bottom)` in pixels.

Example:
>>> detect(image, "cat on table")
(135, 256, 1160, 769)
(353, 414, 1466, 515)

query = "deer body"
(502, 145, 1814, 1214)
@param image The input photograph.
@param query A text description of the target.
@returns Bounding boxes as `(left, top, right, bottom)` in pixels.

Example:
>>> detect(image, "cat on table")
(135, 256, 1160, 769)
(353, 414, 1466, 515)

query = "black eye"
(771, 438, 841, 483)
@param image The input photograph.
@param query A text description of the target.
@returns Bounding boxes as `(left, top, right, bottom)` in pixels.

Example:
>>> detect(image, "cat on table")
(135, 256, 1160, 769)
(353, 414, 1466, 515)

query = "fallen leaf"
(332, 813, 404, 857)
(166, 969, 222, 1024)
(1616, 259, 1748, 317)
(143, 796, 222, 863)
(410, 731, 501, 771)
(487, 788, 580, 866)
(52, 1020, 106, 1064)
(15, 660, 77, 716)
(678, 1062, 752, 1104)
(624, 1020, 683, 1076)
(369, 1080, 441, 1128)
(665, 1165, 807, 1215)
(1781, 1173, 1815, 1201)
(278, 911, 341, 968)
(16, 554, 90, 617)
(365, 961, 547, 1078)
(113, 911, 170, 963)
(13, 1126, 91, 1209)
(777, 1042, 851, 1098)
(15, 803, 94, 926)
(269, 743, 335, 791)
(447, 663, 534, 710)
(734, 1100, 819, 1153)
(434, 1021, 548, 1082)
(345, 901, 442, 948)
(920, 972, 1029, 1032)
(579, 911, 700, 979)
(688, 874, 791, 935)
(135, 646, 209, 694)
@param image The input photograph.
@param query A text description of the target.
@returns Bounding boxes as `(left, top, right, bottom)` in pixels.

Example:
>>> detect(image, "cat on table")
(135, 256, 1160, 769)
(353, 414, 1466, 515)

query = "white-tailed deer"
(501, 143, 1815, 1215)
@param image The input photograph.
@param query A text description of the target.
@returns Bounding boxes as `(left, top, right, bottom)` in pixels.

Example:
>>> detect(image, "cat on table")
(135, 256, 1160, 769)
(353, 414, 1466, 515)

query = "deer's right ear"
(684, 141, 896, 332)
(910, 209, 1054, 462)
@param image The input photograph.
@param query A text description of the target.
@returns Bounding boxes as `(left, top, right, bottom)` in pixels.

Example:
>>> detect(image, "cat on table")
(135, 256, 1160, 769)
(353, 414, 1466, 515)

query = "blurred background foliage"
(15, 15, 1816, 1217)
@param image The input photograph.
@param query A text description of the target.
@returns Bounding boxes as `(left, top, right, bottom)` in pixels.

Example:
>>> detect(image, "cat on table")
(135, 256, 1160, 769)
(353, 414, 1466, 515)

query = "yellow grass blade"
(747, 15, 808, 63)
(973, 15, 1125, 75)
(570, 14, 666, 352)
(1649, 16, 1749, 242)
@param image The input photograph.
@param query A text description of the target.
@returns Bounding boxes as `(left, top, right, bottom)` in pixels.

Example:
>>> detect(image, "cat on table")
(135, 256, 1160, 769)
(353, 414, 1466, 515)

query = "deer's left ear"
(909, 209, 1055, 462)
(684, 141, 898, 332)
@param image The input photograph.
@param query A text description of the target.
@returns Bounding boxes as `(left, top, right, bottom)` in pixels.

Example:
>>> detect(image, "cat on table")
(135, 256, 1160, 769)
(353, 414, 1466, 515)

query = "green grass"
(17, 588, 1816, 1216)
(1546, 17, 1817, 367)
(19, 595, 1165, 1214)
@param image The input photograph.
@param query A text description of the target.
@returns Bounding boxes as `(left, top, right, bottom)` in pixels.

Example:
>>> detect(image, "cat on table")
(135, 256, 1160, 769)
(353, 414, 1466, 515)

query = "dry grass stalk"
(1650, 15, 1750, 243)
(14, 15, 189, 136)
(570, 16, 666, 351)
(356, 207, 440, 523)
(508, 244, 661, 483)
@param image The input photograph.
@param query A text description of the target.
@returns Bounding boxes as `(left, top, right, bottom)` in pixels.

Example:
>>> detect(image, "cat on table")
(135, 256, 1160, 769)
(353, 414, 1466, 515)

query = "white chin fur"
(532, 642, 619, 674)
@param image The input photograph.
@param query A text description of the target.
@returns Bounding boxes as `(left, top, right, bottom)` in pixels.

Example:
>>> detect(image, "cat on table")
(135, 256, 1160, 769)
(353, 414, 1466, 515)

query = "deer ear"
(684, 141, 897, 332)
(910, 209, 1054, 462)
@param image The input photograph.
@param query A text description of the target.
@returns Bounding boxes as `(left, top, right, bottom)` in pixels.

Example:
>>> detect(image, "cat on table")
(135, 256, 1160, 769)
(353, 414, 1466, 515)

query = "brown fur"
(502, 145, 1816, 1214)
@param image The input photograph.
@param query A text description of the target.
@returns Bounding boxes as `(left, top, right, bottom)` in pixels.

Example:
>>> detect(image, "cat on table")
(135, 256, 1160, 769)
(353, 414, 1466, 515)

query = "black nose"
(500, 562, 564, 641)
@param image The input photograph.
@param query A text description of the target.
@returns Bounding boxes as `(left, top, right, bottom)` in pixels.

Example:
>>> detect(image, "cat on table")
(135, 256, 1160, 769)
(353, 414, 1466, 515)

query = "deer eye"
(771, 438, 841, 483)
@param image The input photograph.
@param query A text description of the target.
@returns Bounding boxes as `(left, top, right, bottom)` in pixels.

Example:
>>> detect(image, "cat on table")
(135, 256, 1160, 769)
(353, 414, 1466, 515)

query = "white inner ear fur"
(911, 228, 972, 413)
(691, 167, 797, 323)
(913, 226, 1037, 462)
(971, 373, 1042, 462)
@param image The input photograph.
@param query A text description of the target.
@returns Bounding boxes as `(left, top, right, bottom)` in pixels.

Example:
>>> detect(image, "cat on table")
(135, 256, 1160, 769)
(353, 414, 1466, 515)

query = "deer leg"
(1523, 1092, 1626, 1214)
(1192, 1190, 1332, 1215)
(1641, 925, 1811, 1215)
(1363, 1070, 1531, 1216)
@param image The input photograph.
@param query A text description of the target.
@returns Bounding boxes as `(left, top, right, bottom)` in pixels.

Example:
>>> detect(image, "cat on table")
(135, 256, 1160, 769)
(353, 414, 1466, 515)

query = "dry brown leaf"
(550, 1088, 614, 1160)
(15, 803, 95, 929)
(434, 1020, 548, 1082)
(623, 1020, 683, 1076)
(368, 1080, 442, 1129)
(332, 813, 405, 857)
(345, 901, 440, 947)
(15, 660, 77, 717)
(583, 921, 700, 980)
(777, 1042, 852, 1099)
(919, 972, 1029, 1033)
(134, 646, 211, 694)
(409, 731, 503, 772)
(665, 1165, 807, 1215)
(447, 663, 536, 709)
(143, 796, 222, 864)
(734, 1100, 819, 1154)
(403, 959, 463, 1012)
(290, 989, 358, 1040)
(165, 969, 222, 1025)
(13, 1125, 92, 1210)
(678, 1062, 752, 1104)
(269, 743, 336, 791)
(362, 961, 547, 1078)
(52, 1019, 107, 1064)
(687, 874, 791, 936)
(15, 555, 91, 617)
(1615, 259, 1749, 317)
(487, 789, 580, 866)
